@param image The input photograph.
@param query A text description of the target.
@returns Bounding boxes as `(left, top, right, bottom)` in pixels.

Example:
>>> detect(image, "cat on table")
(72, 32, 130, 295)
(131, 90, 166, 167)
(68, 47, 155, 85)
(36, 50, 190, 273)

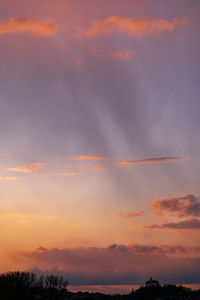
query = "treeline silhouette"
(0, 271, 68, 300)
(0, 271, 200, 300)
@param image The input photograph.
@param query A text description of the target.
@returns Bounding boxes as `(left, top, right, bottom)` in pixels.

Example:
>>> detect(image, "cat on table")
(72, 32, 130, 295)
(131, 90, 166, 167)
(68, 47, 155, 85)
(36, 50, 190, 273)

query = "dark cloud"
(151, 194, 200, 217)
(10, 244, 200, 285)
(144, 218, 200, 230)
(117, 157, 186, 167)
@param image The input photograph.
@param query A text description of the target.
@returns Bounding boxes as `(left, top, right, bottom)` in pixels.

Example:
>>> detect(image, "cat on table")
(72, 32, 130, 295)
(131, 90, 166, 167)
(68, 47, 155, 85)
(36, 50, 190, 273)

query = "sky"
(0, 0, 200, 288)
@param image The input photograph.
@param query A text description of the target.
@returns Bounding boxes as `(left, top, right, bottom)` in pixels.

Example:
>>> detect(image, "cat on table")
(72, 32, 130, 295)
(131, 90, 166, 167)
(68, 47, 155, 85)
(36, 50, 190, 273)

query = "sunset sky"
(0, 0, 200, 288)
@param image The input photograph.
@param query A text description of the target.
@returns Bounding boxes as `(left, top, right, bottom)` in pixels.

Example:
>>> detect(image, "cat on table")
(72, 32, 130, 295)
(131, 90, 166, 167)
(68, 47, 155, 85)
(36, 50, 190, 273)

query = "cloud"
(5, 176, 18, 181)
(0, 176, 18, 181)
(106, 244, 190, 255)
(0, 17, 58, 36)
(67, 155, 107, 161)
(76, 58, 85, 67)
(1, 213, 27, 219)
(117, 211, 145, 218)
(92, 166, 109, 172)
(151, 194, 200, 217)
(111, 49, 133, 60)
(53, 172, 81, 176)
(144, 218, 200, 230)
(85, 16, 189, 39)
(117, 157, 186, 167)
(7, 162, 45, 174)
(10, 244, 200, 285)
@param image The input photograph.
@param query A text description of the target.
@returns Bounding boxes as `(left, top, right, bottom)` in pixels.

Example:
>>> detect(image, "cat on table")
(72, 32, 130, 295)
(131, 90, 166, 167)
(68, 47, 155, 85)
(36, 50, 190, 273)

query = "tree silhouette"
(0, 271, 68, 300)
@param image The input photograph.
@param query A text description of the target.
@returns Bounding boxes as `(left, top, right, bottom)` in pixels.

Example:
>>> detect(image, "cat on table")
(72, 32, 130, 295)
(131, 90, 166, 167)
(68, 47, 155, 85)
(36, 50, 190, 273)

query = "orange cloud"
(7, 162, 45, 174)
(0, 17, 58, 36)
(85, 16, 189, 39)
(111, 49, 133, 60)
(67, 155, 107, 161)
(117, 157, 186, 167)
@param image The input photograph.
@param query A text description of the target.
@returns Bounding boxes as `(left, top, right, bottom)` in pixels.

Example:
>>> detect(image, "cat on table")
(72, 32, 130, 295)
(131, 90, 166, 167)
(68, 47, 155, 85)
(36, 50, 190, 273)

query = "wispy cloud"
(0, 176, 18, 181)
(117, 211, 145, 218)
(92, 166, 109, 172)
(0, 212, 58, 223)
(117, 157, 187, 167)
(5, 176, 18, 181)
(67, 155, 107, 161)
(143, 218, 200, 230)
(7, 162, 45, 174)
(76, 58, 85, 67)
(85, 16, 189, 39)
(0, 17, 58, 36)
(111, 49, 133, 60)
(151, 194, 200, 217)
(53, 172, 81, 176)
(1, 213, 27, 219)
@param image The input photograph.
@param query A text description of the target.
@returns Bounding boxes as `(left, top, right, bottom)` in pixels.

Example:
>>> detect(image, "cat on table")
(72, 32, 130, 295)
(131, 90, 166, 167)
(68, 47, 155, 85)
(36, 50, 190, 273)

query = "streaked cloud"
(117, 157, 186, 167)
(67, 155, 107, 161)
(53, 172, 81, 176)
(144, 218, 200, 230)
(0, 176, 18, 181)
(1, 213, 27, 219)
(92, 166, 109, 172)
(0, 17, 58, 36)
(5, 176, 18, 181)
(6, 162, 45, 174)
(151, 194, 200, 217)
(117, 211, 145, 218)
(111, 49, 133, 60)
(85, 16, 189, 39)
(0, 212, 58, 225)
